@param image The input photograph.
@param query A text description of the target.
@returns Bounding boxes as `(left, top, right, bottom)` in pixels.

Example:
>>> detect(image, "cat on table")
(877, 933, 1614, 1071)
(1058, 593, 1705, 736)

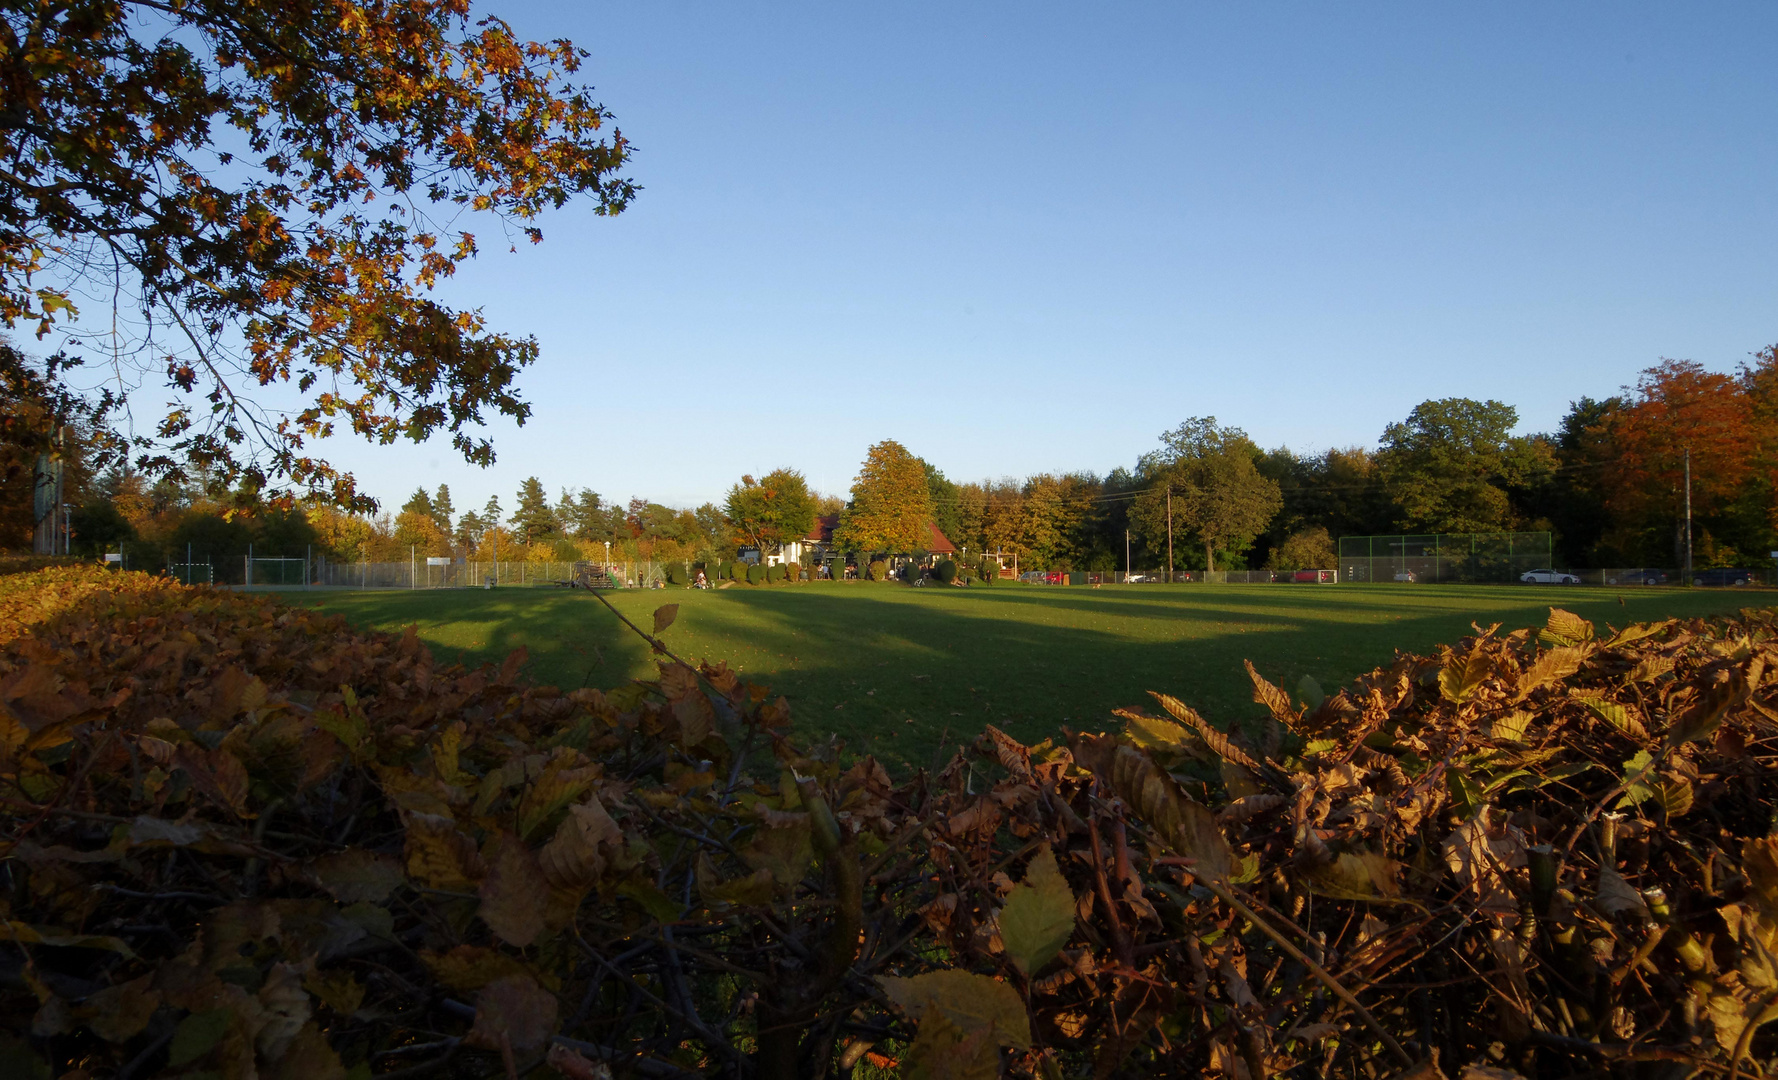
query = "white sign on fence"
(103, 553, 122, 563)
(426, 557, 450, 566)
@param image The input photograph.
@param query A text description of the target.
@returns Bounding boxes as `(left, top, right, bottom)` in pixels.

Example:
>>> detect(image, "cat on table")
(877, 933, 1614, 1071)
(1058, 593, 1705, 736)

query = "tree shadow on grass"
(301, 586, 1777, 774)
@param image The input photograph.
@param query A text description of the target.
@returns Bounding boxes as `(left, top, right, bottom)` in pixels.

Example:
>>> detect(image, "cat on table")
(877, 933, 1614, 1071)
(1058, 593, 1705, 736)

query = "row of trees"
(823, 351, 1778, 573)
(9, 348, 1776, 573)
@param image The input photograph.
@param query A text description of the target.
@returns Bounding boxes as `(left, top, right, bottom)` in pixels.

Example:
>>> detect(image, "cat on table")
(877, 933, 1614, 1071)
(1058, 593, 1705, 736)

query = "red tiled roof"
(926, 522, 956, 554)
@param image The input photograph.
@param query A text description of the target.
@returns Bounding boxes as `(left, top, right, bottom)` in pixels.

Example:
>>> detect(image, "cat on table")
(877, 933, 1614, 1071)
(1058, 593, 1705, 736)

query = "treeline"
(8, 348, 1776, 572)
(921, 352, 1778, 572)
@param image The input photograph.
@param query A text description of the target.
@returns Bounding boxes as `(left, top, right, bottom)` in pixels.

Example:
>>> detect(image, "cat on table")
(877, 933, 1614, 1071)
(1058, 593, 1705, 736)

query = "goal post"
(246, 557, 309, 586)
(166, 563, 214, 585)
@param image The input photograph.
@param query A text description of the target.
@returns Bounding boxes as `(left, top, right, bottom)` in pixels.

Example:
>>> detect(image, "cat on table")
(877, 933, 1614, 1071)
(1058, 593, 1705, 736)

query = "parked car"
(1018, 571, 1047, 584)
(1691, 568, 1752, 586)
(1521, 569, 1580, 584)
(1605, 569, 1667, 585)
(1126, 573, 1153, 583)
(1392, 570, 1416, 583)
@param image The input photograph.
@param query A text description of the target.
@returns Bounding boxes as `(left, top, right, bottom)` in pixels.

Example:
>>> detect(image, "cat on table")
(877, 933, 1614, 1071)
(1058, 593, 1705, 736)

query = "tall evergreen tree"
(400, 487, 435, 521)
(431, 485, 455, 536)
(560, 488, 609, 542)
(511, 477, 556, 545)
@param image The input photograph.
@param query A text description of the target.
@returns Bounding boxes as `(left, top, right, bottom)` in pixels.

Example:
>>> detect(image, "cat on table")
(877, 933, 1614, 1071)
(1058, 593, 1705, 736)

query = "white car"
(1521, 569, 1579, 584)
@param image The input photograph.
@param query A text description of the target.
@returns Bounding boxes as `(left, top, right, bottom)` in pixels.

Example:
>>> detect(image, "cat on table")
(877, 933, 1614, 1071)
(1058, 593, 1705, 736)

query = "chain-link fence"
(1007, 570, 1339, 585)
(306, 559, 668, 589)
(1338, 533, 1553, 584)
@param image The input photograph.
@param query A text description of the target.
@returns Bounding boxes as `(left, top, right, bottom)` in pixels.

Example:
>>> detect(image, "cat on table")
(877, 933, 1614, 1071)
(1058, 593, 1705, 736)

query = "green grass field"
(287, 580, 1775, 772)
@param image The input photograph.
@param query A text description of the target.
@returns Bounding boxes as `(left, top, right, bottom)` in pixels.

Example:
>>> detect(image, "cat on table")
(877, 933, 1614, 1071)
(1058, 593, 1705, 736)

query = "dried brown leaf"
(466, 974, 557, 1055)
(479, 831, 549, 947)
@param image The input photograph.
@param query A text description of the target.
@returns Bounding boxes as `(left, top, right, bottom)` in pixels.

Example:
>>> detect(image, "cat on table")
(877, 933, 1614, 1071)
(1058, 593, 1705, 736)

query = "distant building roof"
(926, 522, 956, 554)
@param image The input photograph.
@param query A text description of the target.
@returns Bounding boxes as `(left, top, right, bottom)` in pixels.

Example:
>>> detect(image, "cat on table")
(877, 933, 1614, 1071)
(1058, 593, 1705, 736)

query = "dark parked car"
(1691, 568, 1753, 586)
(1606, 568, 1667, 585)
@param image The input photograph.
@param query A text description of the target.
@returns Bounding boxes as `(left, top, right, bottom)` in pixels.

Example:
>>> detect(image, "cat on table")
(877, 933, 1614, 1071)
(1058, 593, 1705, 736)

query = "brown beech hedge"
(3, 566, 1778, 1080)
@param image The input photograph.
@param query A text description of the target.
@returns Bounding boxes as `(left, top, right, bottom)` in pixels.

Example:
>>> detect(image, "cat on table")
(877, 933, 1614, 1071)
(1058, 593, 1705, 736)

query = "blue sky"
(315, 2, 1777, 513)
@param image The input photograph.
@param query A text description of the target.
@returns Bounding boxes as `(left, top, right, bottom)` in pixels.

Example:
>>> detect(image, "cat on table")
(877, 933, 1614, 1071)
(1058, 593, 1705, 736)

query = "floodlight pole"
(1684, 446, 1693, 579)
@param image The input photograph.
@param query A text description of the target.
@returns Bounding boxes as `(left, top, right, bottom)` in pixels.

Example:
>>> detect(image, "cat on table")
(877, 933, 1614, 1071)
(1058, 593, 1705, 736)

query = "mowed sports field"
(292, 581, 1775, 772)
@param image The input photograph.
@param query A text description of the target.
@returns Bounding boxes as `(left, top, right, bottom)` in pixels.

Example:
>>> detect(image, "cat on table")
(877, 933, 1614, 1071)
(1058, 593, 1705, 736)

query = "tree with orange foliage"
(1743, 345, 1778, 538)
(1603, 359, 1757, 565)
(1, 0, 634, 511)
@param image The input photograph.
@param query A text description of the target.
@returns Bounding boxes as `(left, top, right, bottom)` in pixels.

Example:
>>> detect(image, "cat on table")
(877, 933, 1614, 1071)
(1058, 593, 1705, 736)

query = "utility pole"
(1125, 528, 1131, 583)
(1684, 446, 1693, 580)
(1165, 486, 1174, 584)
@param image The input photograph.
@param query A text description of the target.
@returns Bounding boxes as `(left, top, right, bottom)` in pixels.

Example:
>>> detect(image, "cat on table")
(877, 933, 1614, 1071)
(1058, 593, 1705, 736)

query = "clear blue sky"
(318, 2, 1778, 514)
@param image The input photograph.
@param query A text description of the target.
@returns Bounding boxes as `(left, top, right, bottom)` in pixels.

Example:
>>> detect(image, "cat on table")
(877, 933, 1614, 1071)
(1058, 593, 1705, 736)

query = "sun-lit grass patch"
(288, 580, 1774, 772)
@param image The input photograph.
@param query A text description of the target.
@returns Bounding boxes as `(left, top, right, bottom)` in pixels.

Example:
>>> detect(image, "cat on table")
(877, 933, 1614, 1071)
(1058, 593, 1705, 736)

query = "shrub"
(1268, 525, 1337, 571)
(934, 559, 957, 583)
(13, 568, 1777, 1080)
(665, 562, 689, 586)
(784, 560, 802, 582)
(746, 562, 768, 584)
(767, 563, 786, 583)
(719, 561, 735, 580)
(867, 559, 888, 581)
(978, 558, 997, 584)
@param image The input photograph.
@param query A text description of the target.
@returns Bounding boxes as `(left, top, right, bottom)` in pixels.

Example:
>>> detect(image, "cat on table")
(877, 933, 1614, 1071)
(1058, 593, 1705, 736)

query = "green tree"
(559, 488, 619, 543)
(431, 485, 455, 536)
(455, 510, 486, 553)
(1267, 526, 1337, 571)
(921, 460, 963, 546)
(1, 0, 635, 510)
(834, 441, 934, 554)
(511, 477, 556, 545)
(69, 499, 135, 556)
(400, 488, 436, 523)
(1378, 399, 1551, 533)
(1, 343, 121, 549)
(1131, 418, 1282, 572)
(724, 468, 817, 557)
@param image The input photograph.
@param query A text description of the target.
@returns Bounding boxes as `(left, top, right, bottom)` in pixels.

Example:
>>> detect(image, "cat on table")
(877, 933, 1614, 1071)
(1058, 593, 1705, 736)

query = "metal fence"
(1009, 570, 1339, 585)
(1338, 533, 1553, 584)
(305, 559, 668, 589)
